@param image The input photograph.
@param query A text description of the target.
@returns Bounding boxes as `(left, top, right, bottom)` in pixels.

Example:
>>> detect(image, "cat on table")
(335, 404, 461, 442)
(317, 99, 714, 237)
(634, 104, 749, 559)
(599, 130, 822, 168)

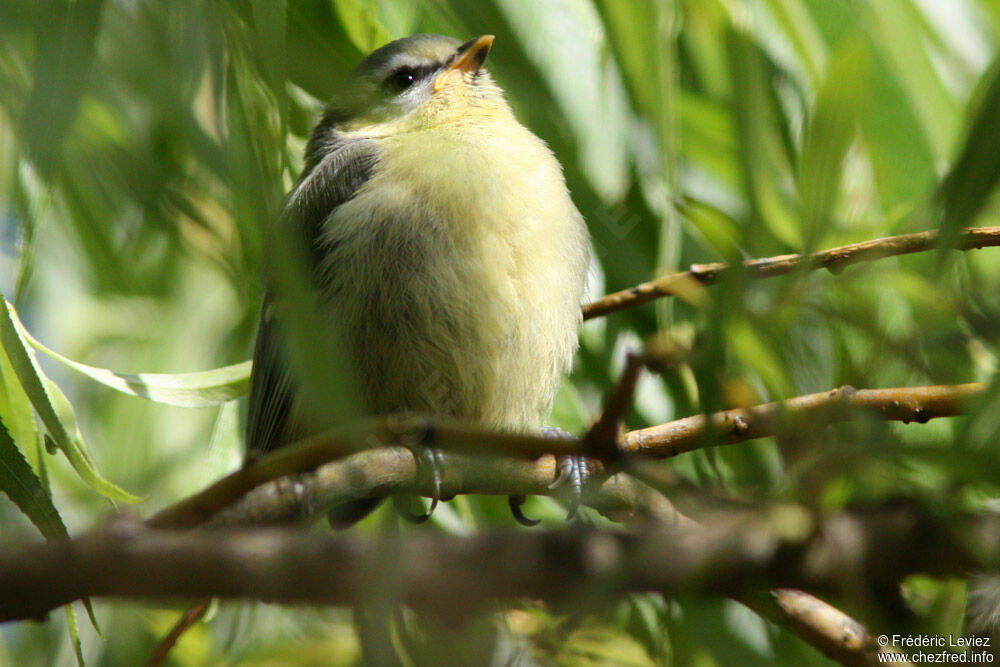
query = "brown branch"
(205, 448, 680, 528)
(745, 589, 914, 666)
(583, 226, 1000, 319)
(620, 383, 987, 459)
(580, 351, 649, 459)
(149, 383, 985, 528)
(143, 600, 210, 667)
(4, 505, 999, 628)
(149, 418, 585, 529)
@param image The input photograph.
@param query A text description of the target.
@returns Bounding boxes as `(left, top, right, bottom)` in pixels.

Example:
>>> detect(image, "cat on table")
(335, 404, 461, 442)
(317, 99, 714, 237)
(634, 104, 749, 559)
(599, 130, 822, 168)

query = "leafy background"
(1, 0, 1000, 664)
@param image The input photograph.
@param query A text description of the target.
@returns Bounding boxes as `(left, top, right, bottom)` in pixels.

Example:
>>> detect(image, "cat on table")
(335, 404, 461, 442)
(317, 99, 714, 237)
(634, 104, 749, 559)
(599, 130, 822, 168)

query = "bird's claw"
(508, 495, 541, 527)
(394, 446, 444, 524)
(507, 426, 589, 525)
(548, 453, 590, 520)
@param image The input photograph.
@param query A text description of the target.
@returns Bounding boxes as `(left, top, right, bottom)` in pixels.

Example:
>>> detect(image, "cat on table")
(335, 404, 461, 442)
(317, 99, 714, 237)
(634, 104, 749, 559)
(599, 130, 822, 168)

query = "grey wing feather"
(245, 131, 379, 460)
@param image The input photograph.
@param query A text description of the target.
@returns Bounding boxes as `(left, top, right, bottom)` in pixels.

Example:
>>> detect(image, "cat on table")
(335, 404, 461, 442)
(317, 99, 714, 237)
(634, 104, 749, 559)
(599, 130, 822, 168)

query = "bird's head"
(325, 34, 507, 136)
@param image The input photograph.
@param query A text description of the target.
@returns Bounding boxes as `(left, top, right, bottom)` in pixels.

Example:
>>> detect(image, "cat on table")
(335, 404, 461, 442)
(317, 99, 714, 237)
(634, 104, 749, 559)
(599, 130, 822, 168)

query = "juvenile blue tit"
(246, 34, 591, 523)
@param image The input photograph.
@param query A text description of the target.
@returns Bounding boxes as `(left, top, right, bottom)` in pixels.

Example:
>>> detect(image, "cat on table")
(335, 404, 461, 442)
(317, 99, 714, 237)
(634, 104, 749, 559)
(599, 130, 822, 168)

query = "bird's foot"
(548, 451, 591, 521)
(394, 445, 445, 524)
(508, 426, 589, 526)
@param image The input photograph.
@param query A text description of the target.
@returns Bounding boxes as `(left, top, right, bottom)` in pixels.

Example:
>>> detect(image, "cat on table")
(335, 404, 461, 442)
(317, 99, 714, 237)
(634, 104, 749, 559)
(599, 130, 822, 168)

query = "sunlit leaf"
(332, 0, 391, 52)
(0, 297, 140, 503)
(27, 330, 250, 407)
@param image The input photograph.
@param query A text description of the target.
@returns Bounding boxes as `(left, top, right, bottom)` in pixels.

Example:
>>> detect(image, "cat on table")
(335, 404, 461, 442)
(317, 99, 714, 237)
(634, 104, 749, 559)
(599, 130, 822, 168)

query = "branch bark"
(150, 383, 986, 528)
(137, 381, 987, 664)
(3, 504, 996, 636)
(583, 226, 1000, 319)
(620, 383, 986, 459)
(746, 589, 914, 666)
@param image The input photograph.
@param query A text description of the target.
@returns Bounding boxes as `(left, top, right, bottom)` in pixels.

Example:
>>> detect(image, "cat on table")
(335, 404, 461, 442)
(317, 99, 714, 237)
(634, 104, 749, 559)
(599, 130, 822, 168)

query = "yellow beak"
(433, 35, 495, 92)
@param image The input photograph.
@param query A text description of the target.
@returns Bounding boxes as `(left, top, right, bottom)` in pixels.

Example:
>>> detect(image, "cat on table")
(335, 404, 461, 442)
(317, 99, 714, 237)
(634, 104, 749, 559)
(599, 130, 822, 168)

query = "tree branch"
(139, 381, 986, 665)
(149, 383, 986, 528)
(149, 418, 588, 529)
(745, 589, 914, 666)
(620, 383, 986, 459)
(583, 226, 1000, 319)
(4, 504, 997, 631)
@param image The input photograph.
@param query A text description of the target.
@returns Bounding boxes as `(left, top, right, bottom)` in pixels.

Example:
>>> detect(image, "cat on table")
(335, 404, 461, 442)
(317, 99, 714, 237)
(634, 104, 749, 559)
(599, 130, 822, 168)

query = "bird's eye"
(387, 67, 417, 92)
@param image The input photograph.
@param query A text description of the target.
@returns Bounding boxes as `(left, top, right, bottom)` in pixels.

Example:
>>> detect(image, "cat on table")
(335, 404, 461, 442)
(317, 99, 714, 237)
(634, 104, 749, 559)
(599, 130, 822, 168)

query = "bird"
(245, 33, 591, 525)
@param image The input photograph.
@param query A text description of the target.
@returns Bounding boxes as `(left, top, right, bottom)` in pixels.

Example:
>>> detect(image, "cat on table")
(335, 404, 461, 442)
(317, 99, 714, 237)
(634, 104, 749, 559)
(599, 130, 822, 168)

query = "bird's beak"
(433, 35, 495, 92)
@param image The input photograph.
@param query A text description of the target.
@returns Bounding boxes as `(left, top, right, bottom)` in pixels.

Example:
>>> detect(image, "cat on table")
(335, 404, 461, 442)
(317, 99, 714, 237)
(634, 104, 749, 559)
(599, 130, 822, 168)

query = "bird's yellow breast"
(321, 116, 589, 431)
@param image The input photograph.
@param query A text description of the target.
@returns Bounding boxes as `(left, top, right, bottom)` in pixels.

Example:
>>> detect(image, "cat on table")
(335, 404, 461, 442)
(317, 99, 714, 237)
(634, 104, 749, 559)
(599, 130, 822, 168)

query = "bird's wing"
(245, 133, 380, 459)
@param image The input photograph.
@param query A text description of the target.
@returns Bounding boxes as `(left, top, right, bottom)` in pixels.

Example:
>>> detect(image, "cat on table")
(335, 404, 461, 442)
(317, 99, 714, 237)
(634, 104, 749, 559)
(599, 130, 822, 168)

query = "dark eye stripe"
(384, 63, 441, 92)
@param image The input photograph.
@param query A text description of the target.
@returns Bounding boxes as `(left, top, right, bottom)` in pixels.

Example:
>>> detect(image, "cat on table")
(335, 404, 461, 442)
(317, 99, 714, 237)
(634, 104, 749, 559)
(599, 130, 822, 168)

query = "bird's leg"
(508, 426, 590, 526)
(543, 426, 591, 520)
(394, 439, 445, 524)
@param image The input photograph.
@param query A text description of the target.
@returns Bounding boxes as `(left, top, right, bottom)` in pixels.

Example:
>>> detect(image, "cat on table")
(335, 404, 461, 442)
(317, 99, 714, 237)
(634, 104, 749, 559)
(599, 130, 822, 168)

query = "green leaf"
(728, 319, 794, 398)
(726, 27, 801, 249)
(27, 329, 250, 407)
(2, 406, 106, 639)
(798, 35, 868, 248)
(23, 0, 105, 176)
(332, 0, 391, 52)
(1, 297, 140, 503)
(286, 0, 365, 101)
(549, 380, 588, 435)
(762, 0, 827, 84)
(495, 0, 631, 202)
(0, 419, 67, 539)
(251, 0, 289, 96)
(0, 340, 41, 462)
(863, 0, 959, 163)
(937, 56, 1000, 261)
(861, 56, 937, 214)
(66, 605, 84, 667)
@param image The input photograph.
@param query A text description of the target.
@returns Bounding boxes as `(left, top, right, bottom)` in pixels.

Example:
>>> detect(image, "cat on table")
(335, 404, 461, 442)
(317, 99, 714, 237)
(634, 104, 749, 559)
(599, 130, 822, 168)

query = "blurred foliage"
(1, 0, 1000, 664)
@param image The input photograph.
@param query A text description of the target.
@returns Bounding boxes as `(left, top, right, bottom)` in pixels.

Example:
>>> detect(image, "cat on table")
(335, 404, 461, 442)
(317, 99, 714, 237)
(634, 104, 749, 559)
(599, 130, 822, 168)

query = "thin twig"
(580, 351, 648, 460)
(143, 599, 210, 667)
(620, 383, 986, 459)
(583, 226, 1000, 319)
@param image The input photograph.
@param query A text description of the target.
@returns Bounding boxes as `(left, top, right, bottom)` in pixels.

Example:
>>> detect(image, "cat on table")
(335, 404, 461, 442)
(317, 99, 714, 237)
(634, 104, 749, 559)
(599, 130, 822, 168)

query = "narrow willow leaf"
(937, 57, 1000, 263)
(726, 27, 801, 249)
(0, 297, 140, 503)
(8, 300, 249, 405)
(0, 419, 67, 539)
(66, 605, 84, 667)
(0, 341, 39, 459)
(763, 0, 827, 84)
(332, 0, 391, 52)
(23, 0, 104, 175)
(727, 319, 794, 399)
(251, 0, 289, 96)
(864, 0, 959, 163)
(798, 36, 868, 249)
(44, 375, 141, 502)
(0, 420, 101, 637)
(29, 332, 251, 407)
(496, 0, 631, 202)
